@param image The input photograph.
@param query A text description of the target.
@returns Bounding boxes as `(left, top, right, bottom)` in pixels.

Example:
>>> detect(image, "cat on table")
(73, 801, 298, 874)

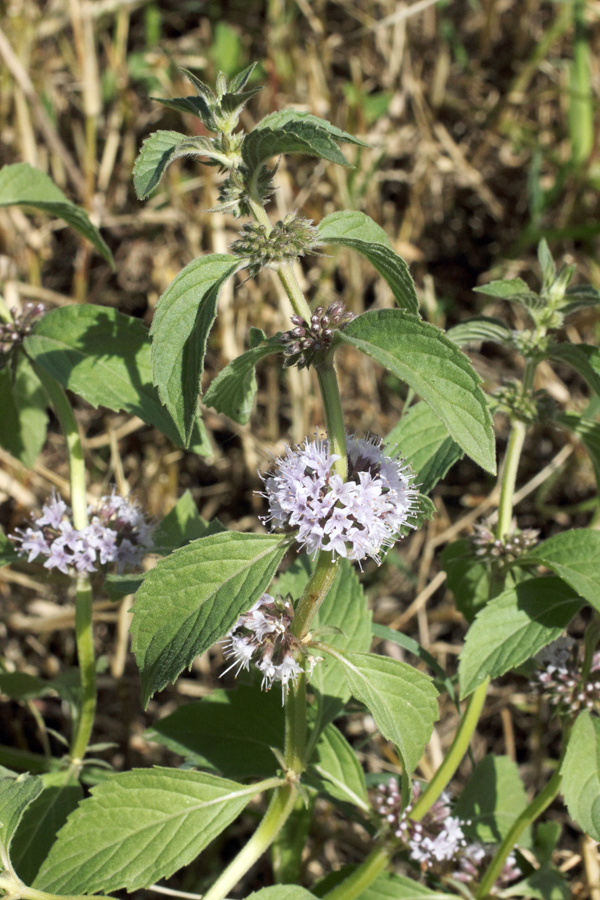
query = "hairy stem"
(475, 765, 563, 899)
(284, 670, 307, 774)
(201, 784, 297, 900)
(323, 846, 390, 900)
(410, 678, 490, 822)
(0, 874, 118, 900)
(32, 369, 95, 763)
(316, 361, 348, 481)
(496, 419, 526, 541)
(291, 551, 340, 641)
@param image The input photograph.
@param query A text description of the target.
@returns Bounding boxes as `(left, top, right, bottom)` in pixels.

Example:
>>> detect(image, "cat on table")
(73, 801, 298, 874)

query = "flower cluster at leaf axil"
(231, 213, 319, 279)
(260, 434, 418, 564)
(373, 781, 519, 891)
(470, 521, 539, 564)
(0, 302, 45, 365)
(531, 636, 600, 718)
(12, 489, 153, 574)
(280, 300, 356, 369)
(221, 593, 318, 701)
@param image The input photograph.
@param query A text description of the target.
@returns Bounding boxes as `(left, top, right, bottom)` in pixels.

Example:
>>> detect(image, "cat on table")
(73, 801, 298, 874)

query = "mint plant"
(1, 64, 600, 900)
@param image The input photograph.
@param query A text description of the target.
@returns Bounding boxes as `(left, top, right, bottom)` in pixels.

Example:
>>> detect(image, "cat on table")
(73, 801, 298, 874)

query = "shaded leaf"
(203, 336, 284, 424)
(307, 723, 368, 811)
(557, 412, 600, 491)
(548, 343, 600, 398)
(35, 768, 264, 893)
(152, 490, 224, 554)
(0, 357, 48, 467)
(441, 539, 491, 623)
(150, 254, 240, 445)
(518, 529, 600, 612)
(562, 710, 600, 840)
(0, 774, 43, 859)
(371, 623, 455, 701)
(0, 530, 20, 569)
(317, 211, 418, 314)
(454, 755, 530, 845)
(458, 577, 583, 698)
(338, 310, 496, 473)
(446, 316, 512, 347)
(0, 673, 57, 702)
(386, 401, 463, 495)
(131, 531, 289, 704)
(0, 163, 113, 266)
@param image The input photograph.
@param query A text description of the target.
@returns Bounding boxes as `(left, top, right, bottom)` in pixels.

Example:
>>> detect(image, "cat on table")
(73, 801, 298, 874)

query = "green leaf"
(0, 774, 43, 862)
(271, 794, 314, 885)
(307, 723, 368, 811)
(386, 401, 463, 495)
(0, 530, 20, 569)
(358, 872, 455, 899)
(323, 650, 438, 775)
(446, 316, 512, 347)
(563, 284, 600, 315)
(24, 305, 209, 452)
(454, 755, 530, 845)
(242, 109, 367, 171)
(458, 577, 583, 698)
(103, 573, 145, 600)
(145, 685, 283, 779)
(0, 673, 57, 702)
(441, 539, 491, 623)
(133, 131, 231, 200)
(316, 211, 418, 314)
(371, 623, 456, 701)
(203, 336, 284, 424)
(548, 342, 600, 398)
(473, 278, 541, 308)
(337, 310, 496, 474)
(34, 768, 264, 893)
(0, 358, 48, 467)
(557, 412, 600, 491)
(11, 771, 83, 885)
(150, 254, 240, 445)
(518, 529, 600, 612)
(246, 888, 318, 900)
(152, 490, 224, 554)
(561, 710, 600, 840)
(131, 531, 289, 704)
(309, 561, 372, 731)
(503, 868, 569, 900)
(538, 239, 556, 291)
(0, 163, 113, 266)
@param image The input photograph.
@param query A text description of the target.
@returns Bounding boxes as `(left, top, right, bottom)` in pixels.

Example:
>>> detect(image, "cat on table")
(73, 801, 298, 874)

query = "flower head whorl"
(531, 636, 600, 718)
(259, 433, 418, 564)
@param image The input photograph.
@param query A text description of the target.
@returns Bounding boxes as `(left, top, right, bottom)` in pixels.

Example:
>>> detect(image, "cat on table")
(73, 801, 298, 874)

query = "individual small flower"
(221, 593, 317, 702)
(11, 488, 153, 575)
(456, 844, 520, 892)
(280, 301, 356, 369)
(260, 434, 418, 564)
(531, 636, 600, 718)
(470, 520, 539, 564)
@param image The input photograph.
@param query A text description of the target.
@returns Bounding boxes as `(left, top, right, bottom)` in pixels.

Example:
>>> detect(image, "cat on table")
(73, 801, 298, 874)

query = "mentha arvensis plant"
(1, 62, 600, 900)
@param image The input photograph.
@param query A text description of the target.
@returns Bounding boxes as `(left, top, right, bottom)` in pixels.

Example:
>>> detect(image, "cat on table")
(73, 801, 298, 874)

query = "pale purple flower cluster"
(221, 593, 318, 702)
(12, 489, 153, 575)
(260, 434, 418, 564)
(373, 781, 519, 890)
(531, 636, 600, 717)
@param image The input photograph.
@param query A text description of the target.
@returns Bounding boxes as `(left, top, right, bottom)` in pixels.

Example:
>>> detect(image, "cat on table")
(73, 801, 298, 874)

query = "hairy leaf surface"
(386, 401, 463, 495)
(307, 724, 369, 811)
(133, 131, 231, 199)
(0, 774, 43, 860)
(519, 529, 600, 612)
(203, 336, 284, 424)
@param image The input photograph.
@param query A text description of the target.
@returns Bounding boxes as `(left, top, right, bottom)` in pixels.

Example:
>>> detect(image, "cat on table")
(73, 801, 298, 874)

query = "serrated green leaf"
(152, 490, 224, 554)
(371, 623, 455, 701)
(34, 768, 264, 893)
(518, 529, 600, 612)
(133, 131, 228, 199)
(11, 770, 82, 885)
(316, 211, 418, 314)
(386, 401, 463, 495)
(145, 685, 283, 779)
(557, 412, 600, 491)
(152, 96, 215, 125)
(458, 577, 583, 698)
(441, 539, 491, 623)
(150, 254, 240, 445)
(131, 531, 289, 704)
(561, 710, 600, 840)
(0, 530, 20, 569)
(446, 316, 513, 347)
(357, 872, 455, 899)
(454, 755, 530, 845)
(0, 774, 43, 862)
(322, 650, 438, 775)
(24, 305, 210, 452)
(307, 723, 368, 811)
(338, 310, 496, 474)
(0, 357, 48, 467)
(473, 278, 541, 308)
(203, 337, 284, 424)
(0, 163, 113, 266)
(242, 110, 367, 172)
(548, 342, 600, 398)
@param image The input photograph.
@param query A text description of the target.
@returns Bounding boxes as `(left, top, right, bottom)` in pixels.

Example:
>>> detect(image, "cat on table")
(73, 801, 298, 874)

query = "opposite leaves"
(133, 131, 234, 200)
(35, 768, 267, 893)
(131, 531, 289, 704)
(337, 310, 496, 473)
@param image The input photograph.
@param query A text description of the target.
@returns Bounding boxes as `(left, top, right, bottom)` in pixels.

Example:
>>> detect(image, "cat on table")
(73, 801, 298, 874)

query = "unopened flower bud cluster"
(260, 434, 418, 565)
(492, 382, 555, 424)
(532, 636, 600, 718)
(231, 213, 319, 279)
(221, 593, 317, 701)
(373, 781, 519, 891)
(280, 301, 355, 370)
(12, 489, 153, 575)
(0, 302, 45, 362)
(470, 522, 540, 564)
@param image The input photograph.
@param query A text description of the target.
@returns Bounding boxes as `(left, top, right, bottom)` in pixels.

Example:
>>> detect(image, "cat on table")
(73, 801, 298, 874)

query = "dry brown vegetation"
(1, 0, 600, 896)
